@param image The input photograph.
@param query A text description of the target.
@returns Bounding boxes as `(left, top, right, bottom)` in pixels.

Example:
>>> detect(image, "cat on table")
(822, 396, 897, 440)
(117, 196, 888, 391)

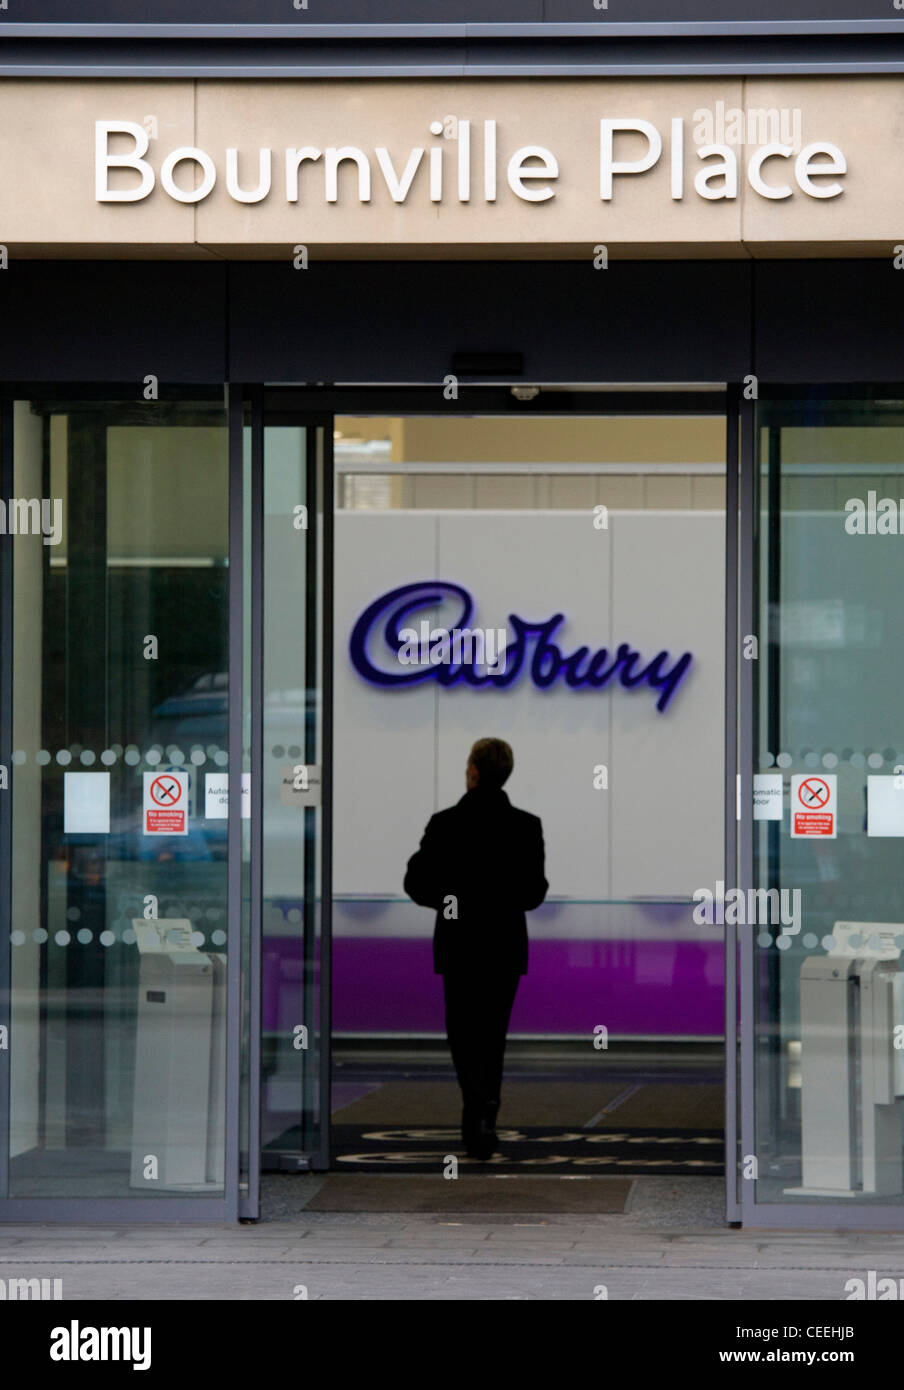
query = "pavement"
(2, 1175, 904, 1300)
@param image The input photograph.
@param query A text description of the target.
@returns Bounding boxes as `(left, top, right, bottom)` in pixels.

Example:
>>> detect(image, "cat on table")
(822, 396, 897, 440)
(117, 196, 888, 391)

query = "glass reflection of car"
(149, 675, 318, 890)
(56, 673, 316, 891)
(146, 672, 229, 862)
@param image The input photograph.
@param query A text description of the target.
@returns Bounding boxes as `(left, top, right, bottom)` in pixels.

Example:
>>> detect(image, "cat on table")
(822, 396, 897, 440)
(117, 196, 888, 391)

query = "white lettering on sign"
(601, 120, 845, 202)
(94, 118, 846, 207)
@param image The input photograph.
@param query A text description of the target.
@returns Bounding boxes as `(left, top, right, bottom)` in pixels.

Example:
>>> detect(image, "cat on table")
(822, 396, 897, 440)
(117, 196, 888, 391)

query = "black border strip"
(723, 382, 740, 1225)
(0, 399, 13, 1203)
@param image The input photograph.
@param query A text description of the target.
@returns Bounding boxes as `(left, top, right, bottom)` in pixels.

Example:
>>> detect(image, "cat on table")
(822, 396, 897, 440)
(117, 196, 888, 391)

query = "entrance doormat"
(331, 1080, 725, 1130)
(329, 1124, 724, 1177)
(332, 1080, 629, 1127)
(305, 1174, 633, 1214)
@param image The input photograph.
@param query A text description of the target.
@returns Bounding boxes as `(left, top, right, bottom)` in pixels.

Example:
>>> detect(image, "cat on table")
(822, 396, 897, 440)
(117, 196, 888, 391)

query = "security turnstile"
(130, 921, 226, 1192)
(789, 922, 904, 1197)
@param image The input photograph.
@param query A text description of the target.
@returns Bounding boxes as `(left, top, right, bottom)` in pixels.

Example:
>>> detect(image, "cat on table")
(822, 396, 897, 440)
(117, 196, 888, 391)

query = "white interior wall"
(334, 508, 724, 901)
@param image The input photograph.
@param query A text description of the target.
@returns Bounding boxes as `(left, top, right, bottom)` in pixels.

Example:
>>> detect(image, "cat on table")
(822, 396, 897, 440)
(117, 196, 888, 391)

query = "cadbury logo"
(348, 581, 693, 712)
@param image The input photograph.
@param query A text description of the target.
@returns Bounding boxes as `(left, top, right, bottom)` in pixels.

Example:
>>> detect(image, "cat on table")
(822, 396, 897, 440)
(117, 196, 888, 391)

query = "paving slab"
(2, 1175, 904, 1299)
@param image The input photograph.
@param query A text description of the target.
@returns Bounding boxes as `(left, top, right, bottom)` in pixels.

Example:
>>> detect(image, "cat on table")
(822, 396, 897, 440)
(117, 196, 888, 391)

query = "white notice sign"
(754, 773, 784, 821)
(280, 763, 322, 808)
(867, 776, 904, 837)
(205, 772, 251, 819)
(63, 771, 110, 834)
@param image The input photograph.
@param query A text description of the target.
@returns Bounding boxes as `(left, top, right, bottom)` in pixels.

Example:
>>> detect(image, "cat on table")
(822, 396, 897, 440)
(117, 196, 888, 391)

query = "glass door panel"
(3, 396, 231, 1204)
(258, 414, 331, 1171)
(749, 391, 904, 1212)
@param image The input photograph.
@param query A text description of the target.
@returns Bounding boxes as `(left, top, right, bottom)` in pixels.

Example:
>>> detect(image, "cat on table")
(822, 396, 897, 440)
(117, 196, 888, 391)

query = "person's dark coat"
(403, 785, 548, 976)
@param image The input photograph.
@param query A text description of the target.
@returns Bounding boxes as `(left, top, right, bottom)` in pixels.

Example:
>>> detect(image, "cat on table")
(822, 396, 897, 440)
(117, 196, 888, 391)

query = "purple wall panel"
(263, 934, 724, 1037)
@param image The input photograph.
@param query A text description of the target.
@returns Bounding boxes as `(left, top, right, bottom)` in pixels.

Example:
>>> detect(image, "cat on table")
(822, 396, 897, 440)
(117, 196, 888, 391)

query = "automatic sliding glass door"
(0, 394, 234, 1217)
(255, 409, 332, 1173)
(741, 389, 904, 1225)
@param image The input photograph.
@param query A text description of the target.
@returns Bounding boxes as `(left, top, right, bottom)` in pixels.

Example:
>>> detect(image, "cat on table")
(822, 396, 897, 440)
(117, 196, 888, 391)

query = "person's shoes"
(461, 1104, 479, 1150)
(467, 1101, 499, 1161)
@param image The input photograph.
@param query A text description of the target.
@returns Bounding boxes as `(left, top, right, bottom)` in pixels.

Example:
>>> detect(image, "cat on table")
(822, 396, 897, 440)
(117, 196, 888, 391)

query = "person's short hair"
(468, 737, 514, 789)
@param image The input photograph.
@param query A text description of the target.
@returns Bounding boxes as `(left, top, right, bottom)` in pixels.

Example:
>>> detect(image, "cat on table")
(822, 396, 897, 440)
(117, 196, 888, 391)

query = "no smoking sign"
(790, 773, 836, 839)
(143, 771, 189, 836)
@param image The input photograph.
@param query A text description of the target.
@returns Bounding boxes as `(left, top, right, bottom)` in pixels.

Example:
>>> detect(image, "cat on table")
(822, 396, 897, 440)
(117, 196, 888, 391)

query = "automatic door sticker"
(205, 772, 251, 819)
(143, 771, 189, 836)
(280, 763, 322, 808)
(790, 773, 836, 838)
(753, 773, 784, 822)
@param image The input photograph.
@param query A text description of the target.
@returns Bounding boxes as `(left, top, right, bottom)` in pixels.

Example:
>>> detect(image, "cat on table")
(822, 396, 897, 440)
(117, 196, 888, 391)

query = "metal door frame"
(0, 382, 733, 1221)
(246, 396, 335, 1200)
(723, 385, 741, 1224)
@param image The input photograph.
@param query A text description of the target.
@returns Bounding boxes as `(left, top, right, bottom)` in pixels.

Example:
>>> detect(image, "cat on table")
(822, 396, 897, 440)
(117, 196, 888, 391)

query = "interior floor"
(329, 1040, 725, 1179)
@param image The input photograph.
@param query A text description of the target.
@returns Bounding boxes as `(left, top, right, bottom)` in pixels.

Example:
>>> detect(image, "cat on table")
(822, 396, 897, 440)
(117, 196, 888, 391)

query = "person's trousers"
(441, 971, 521, 1118)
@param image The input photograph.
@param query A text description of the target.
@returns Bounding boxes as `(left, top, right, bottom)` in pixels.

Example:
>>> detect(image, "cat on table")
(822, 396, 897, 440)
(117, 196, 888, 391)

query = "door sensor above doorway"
(450, 352, 524, 376)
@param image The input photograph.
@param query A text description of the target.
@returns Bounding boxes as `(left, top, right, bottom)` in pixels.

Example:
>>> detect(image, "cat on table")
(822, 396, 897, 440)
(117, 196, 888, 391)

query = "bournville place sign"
(95, 118, 847, 207)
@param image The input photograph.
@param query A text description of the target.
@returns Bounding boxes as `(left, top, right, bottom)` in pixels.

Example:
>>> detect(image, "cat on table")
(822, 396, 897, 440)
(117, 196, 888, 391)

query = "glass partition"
(258, 418, 331, 1171)
(752, 392, 904, 1207)
(5, 397, 231, 1201)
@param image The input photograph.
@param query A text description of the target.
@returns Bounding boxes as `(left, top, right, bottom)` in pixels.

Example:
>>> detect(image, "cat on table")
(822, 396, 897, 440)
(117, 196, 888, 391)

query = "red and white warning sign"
(143, 771, 189, 836)
(790, 773, 836, 839)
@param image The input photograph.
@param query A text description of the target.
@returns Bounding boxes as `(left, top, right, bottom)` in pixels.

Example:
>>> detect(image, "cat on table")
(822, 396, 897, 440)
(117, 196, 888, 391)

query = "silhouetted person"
(404, 737, 548, 1161)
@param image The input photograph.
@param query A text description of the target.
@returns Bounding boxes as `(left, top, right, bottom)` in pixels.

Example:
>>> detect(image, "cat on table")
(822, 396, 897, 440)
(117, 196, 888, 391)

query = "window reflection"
(8, 399, 230, 1197)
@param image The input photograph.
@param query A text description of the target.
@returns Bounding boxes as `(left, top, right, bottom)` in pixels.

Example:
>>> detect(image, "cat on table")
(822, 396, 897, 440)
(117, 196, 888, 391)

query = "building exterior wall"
(0, 77, 899, 259)
(0, 13, 902, 1227)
